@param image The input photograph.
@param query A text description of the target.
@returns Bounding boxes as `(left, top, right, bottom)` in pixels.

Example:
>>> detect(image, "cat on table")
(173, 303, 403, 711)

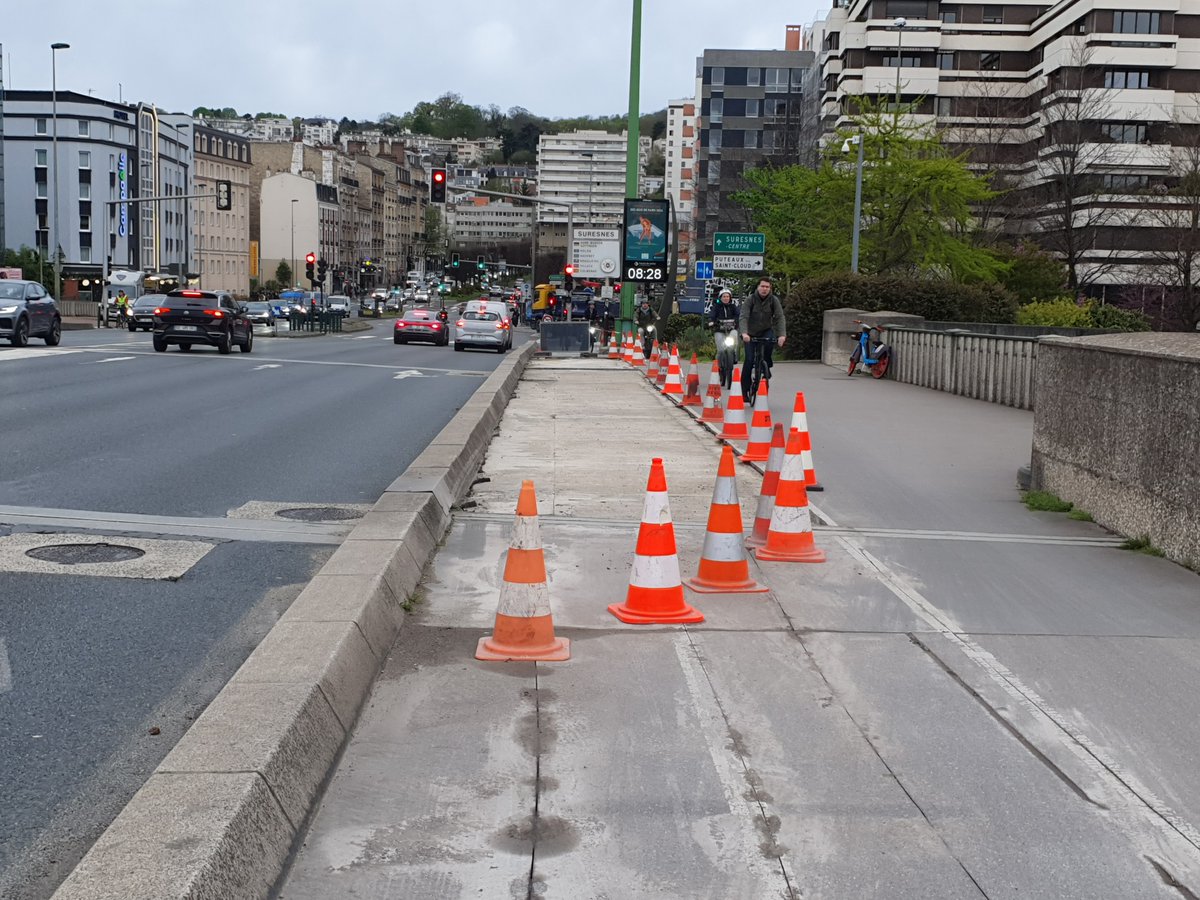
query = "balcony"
(865, 21, 942, 50)
(1083, 88, 1175, 122)
(859, 65, 941, 97)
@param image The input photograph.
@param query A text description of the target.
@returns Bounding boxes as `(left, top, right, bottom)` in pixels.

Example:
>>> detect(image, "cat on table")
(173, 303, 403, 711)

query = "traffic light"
(430, 168, 446, 203)
(451, 253, 460, 268)
(305, 252, 316, 282)
(564, 264, 575, 292)
(317, 258, 328, 282)
(477, 255, 486, 271)
(215, 180, 232, 211)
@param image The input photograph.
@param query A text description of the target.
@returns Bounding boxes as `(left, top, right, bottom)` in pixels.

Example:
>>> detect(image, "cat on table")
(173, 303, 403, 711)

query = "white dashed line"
(0, 639, 11, 694)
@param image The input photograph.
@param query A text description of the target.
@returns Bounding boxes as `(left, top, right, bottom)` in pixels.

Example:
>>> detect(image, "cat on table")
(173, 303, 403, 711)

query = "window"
(746, 99, 761, 118)
(982, 5, 1004, 23)
(78, 120, 90, 137)
(938, 51, 955, 70)
(79, 182, 91, 199)
(1105, 69, 1151, 88)
(885, 55, 922, 67)
(709, 130, 722, 152)
(35, 149, 48, 166)
(747, 67, 761, 86)
(35, 118, 47, 135)
(80, 214, 91, 231)
(80, 247, 92, 263)
(941, 5, 959, 23)
(38, 214, 48, 230)
(765, 67, 789, 91)
(1101, 122, 1147, 142)
(887, 0, 928, 17)
(36, 181, 47, 198)
(711, 66, 725, 86)
(707, 160, 720, 183)
(981, 51, 1001, 70)
(1103, 173, 1149, 190)
(937, 96, 954, 116)
(79, 151, 91, 169)
(710, 97, 723, 124)
(1113, 10, 1160, 33)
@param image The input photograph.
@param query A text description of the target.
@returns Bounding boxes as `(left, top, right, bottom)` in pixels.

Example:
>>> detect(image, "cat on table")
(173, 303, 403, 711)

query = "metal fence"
(59, 299, 98, 318)
(887, 327, 1039, 410)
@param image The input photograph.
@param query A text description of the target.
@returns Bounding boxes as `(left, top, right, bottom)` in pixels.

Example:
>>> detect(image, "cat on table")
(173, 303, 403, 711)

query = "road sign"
(714, 254, 765, 271)
(571, 227, 621, 279)
(714, 232, 766, 255)
(695, 260, 714, 280)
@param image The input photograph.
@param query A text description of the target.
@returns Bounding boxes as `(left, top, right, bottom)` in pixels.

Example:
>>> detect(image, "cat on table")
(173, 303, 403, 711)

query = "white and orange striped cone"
(753, 430, 826, 563)
(685, 446, 768, 593)
(476, 481, 571, 661)
(717, 366, 750, 441)
(702, 360, 724, 423)
(746, 424, 786, 548)
(646, 341, 660, 381)
(789, 392, 823, 491)
(682, 353, 702, 407)
(655, 346, 670, 390)
(739, 378, 773, 462)
(609, 458, 704, 624)
(662, 346, 684, 400)
(631, 335, 646, 367)
(723, 363, 741, 412)
(622, 332, 634, 364)
(608, 332, 620, 360)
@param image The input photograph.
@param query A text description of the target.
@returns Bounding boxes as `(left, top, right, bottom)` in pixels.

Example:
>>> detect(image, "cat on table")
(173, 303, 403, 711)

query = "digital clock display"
(624, 263, 666, 283)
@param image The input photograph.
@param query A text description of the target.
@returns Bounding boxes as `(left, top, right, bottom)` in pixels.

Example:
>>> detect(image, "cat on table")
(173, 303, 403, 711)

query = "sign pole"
(620, 0, 642, 339)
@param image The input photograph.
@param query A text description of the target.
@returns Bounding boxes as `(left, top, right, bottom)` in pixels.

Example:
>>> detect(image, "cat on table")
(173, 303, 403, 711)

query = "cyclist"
(112, 289, 131, 327)
(709, 288, 740, 390)
(636, 298, 659, 357)
(738, 277, 786, 404)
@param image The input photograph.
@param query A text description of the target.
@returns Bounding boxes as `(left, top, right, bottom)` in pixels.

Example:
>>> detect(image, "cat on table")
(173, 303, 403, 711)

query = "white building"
(258, 172, 338, 287)
(301, 118, 337, 146)
(536, 130, 633, 227)
(446, 199, 534, 246)
(665, 98, 698, 272)
(201, 116, 294, 143)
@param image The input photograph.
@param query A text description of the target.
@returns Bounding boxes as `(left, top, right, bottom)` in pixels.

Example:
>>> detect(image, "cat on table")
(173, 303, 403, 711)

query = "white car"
(326, 296, 351, 317)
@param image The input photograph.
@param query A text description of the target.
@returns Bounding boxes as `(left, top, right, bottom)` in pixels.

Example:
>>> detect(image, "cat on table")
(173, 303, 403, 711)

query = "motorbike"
(711, 317, 739, 390)
(641, 323, 657, 358)
(848, 322, 891, 379)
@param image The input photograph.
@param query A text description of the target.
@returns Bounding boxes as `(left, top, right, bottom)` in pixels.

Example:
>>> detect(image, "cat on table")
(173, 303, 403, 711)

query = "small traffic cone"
(739, 379, 773, 462)
(632, 335, 646, 367)
(608, 332, 620, 360)
(646, 341, 660, 381)
(686, 446, 768, 593)
(753, 431, 825, 563)
(476, 481, 570, 661)
(747, 424, 786, 548)
(789, 392, 823, 491)
(609, 458, 704, 624)
(662, 347, 684, 399)
(717, 368, 749, 441)
(682, 353, 702, 407)
(702, 361, 724, 423)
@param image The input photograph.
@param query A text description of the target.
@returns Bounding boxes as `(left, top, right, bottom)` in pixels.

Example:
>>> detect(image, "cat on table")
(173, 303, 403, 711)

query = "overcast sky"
(3, 0, 825, 120)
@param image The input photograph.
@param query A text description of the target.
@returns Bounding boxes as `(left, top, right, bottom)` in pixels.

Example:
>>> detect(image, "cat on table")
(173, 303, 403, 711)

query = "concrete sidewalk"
(276, 357, 1200, 899)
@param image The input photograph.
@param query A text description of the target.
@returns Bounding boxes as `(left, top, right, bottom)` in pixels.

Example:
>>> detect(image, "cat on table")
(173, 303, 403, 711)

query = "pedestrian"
(738, 277, 787, 404)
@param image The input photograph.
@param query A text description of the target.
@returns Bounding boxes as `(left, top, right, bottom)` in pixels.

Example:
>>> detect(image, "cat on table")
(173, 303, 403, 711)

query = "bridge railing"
(886, 326, 1039, 410)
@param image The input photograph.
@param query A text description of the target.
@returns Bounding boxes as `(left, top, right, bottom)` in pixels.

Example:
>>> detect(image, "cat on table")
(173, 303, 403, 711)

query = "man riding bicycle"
(709, 288, 740, 390)
(738, 277, 786, 404)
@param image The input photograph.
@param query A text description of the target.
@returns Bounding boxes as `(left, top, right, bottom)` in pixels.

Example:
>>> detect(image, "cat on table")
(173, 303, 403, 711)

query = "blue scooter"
(848, 321, 891, 379)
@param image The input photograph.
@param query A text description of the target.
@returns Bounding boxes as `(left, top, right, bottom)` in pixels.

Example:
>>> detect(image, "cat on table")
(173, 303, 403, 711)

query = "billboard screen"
(621, 199, 670, 283)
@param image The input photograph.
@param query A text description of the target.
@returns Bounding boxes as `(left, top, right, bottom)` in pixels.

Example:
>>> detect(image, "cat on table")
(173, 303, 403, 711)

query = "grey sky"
(3, 0, 825, 119)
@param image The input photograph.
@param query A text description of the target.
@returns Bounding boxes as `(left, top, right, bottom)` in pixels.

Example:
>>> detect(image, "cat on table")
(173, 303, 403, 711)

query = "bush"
(661, 313, 704, 344)
(676, 324, 716, 361)
(1088, 302, 1150, 332)
(1015, 298, 1092, 328)
(781, 273, 1019, 359)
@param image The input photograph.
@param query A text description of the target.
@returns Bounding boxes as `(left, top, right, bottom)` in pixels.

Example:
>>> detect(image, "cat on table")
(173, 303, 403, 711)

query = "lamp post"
(842, 135, 865, 273)
(290, 198, 298, 288)
(893, 18, 907, 109)
(50, 41, 69, 299)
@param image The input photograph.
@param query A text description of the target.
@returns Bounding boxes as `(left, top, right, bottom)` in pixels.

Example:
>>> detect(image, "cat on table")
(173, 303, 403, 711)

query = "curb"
(51, 342, 538, 900)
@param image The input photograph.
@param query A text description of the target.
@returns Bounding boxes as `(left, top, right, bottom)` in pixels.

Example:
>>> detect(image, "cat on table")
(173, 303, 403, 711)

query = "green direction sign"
(714, 232, 766, 255)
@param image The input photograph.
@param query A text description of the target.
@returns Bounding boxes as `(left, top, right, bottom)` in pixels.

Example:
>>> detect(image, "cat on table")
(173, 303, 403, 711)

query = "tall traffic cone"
(723, 363, 741, 412)
(739, 379, 773, 462)
(622, 332, 633, 364)
(789, 392, 823, 491)
(609, 458, 704, 624)
(702, 360, 724, 423)
(747, 424, 786, 548)
(682, 353, 702, 407)
(662, 346, 684, 399)
(717, 367, 749, 441)
(753, 431, 825, 563)
(686, 446, 768, 593)
(476, 481, 571, 661)
(656, 346, 672, 389)
(632, 335, 646, 367)
(646, 341, 660, 381)
(608, 332, 620, 359)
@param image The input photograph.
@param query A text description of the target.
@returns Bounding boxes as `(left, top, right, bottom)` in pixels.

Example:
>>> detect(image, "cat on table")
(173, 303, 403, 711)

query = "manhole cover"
(276, 506, 363, 523)
(25, 542, 146, 564)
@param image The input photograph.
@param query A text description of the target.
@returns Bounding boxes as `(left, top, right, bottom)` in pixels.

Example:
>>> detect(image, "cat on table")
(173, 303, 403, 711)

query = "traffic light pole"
(618, 0, 643, 341)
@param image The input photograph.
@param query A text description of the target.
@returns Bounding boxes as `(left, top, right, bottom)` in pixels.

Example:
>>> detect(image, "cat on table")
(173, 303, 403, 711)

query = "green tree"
(275, 260, 293, 287)
(2, 246, 49, 282)
(997, 242, 1068, 303)
(736, 98, 1004, 283)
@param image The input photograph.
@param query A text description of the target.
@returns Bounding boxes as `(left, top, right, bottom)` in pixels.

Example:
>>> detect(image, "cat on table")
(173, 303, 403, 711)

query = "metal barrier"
(59, 299, 98, 317)
(887, 326, 1039, 410)
(287, 310, 344, 334)
(538, 321, 594, 355)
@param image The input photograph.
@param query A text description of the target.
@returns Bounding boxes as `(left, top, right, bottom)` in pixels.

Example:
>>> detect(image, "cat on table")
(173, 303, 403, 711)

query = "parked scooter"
(848, 321, 891, 379)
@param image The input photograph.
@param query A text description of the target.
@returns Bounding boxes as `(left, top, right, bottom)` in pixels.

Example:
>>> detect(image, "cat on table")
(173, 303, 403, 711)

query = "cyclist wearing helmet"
(709, 288, 740, 390)
(738, 277, 786, 403)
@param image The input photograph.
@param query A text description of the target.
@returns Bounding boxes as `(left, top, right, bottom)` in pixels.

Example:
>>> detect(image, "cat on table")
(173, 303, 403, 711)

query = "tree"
(645, 149, 666, 177)
(2, 246, 49, 282)
(275, 260, 292, 287)
(736, 98, 1004, 284)
(997, 242, 1068, 303)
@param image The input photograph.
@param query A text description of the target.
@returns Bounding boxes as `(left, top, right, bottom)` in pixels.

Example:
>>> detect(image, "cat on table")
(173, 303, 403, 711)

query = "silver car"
(454, 308, 511, 353)
(244, 301, 278, 336)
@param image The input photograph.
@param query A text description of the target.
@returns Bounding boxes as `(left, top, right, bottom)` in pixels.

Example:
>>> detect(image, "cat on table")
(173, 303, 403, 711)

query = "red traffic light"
(305, 252, 316, 265)
(564, 265, 575, 276)
(433, 170, 445, 184)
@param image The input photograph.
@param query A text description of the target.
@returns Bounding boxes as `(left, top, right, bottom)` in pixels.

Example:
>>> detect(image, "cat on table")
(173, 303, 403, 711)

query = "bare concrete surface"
(278, 358, 1200, 899)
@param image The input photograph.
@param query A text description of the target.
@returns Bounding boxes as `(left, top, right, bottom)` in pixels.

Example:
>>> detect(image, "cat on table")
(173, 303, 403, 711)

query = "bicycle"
(742, 336, 775, 406)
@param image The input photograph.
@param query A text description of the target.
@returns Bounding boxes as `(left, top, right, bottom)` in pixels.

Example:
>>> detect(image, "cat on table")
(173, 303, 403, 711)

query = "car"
(152, 289, 253, 354)
(394, 307, 449, 345)
(413, 289, 431, 305)
(244, 300, 278, 336)
(129, 293, 167, 332)
(327, 296, 351, 318)
(454, 307, 511, 353)
(0, 279, 62, 347)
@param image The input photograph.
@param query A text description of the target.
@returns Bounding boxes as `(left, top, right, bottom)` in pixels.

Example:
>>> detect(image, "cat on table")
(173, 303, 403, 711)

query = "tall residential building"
(192, 124, 251, 294)
(258, 172, 337, 287)
(692, 49, 815, 257)
(535, 130, 633, 228)
(806, 0, 1200, 288)
(446, 198, 534, 248)
(665, 98, 698, 273)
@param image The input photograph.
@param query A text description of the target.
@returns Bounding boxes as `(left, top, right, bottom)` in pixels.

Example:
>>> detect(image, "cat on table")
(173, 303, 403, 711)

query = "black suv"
(152, 289, 253, 354)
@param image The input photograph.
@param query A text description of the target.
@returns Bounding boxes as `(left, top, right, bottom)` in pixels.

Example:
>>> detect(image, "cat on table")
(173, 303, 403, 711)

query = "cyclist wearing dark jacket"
(738, 278, 786, 403)
(709, 291, 739, 328)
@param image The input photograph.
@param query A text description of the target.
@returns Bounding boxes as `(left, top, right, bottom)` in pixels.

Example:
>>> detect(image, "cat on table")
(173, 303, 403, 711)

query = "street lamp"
(290, 198, 298, 288)
(893, 18, 907, 109)
(842, 135, 865, 274)
(50, 41, 70, 299)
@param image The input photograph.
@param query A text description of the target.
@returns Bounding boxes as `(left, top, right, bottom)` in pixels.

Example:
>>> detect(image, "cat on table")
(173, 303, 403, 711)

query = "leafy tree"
(645, 149, 666, 178)
(275, 260, 292, 287)
(997, 242, 1068, 303)
(2, 246, 49, 282)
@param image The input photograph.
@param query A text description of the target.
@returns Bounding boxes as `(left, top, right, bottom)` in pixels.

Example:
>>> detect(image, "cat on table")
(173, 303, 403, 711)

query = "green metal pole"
(619, 0, 642, 338)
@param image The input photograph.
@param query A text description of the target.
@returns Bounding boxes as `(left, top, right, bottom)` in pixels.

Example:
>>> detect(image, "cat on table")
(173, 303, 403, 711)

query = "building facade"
(193, 124, 251, 294)
(446, 198, 534, 246)
(258, 172, 337, 288)
(536, 130, 633, 228)
(666, 99, 698, 275)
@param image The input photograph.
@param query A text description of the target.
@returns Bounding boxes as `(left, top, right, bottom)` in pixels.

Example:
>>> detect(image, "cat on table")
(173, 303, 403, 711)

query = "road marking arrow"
(252, 364, 282, 371)
(393, 370, 431, 380)
(96, 356, 136, 363)
(0, 638, 11, 693)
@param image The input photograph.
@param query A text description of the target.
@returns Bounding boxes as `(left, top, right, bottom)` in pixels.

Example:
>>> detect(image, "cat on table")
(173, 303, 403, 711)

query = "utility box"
(539, 321, 594, 356)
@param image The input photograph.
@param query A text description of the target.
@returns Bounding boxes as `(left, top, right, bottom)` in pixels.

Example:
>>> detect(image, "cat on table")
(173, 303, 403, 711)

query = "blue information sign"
(695, 260, 714, 280)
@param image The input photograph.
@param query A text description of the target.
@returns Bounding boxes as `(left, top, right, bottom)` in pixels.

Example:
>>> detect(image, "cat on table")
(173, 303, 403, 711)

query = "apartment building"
(446, 198, 534, 246)
(666, 98, 698, 273)
(192, 124, 251, 294)
(807, 0, 1200, 287)
(536, 130, 639, 228)
(201, 116, 294, 142)
(258, 172, 338, 287)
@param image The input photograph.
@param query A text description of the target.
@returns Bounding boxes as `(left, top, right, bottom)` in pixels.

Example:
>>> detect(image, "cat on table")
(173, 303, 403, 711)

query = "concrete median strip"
(51, 341, 537, 900)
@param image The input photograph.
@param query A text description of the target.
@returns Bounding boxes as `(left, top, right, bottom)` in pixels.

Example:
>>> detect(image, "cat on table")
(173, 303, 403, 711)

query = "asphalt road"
(0, 320, 525, 899)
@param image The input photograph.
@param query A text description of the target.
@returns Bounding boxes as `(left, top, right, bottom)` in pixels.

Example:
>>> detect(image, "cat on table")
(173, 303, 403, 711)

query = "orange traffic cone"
(662, 346, 684, 399)
(622, 332, 634, 364)
(682, 353, 702, 407)
(747, 424, 786, 548)
(686, 446, 768, 593)
(656, 346, 671, 389)
(753, 430, 825, 563)
(739, 379, 772, 462)
(608, 333, 620, 359)
(723, 363, 741, 411)
(789, 392, 823, 491)
(476, 481, 571, 661)
(632, 335, 646, 367)
(609, 458, 704, 624)
(646, 341, 660, 381)
(702, 360, 724, 423)
(717, 368, 749, 441)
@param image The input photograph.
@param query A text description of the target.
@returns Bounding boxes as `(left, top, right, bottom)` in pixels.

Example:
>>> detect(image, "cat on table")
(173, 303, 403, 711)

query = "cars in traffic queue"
(152, 289, 254, 354)
(244, 300, 278, 336)
(454, 304, 511, 353)
(413, 288, 431, 305)
(327, 295, 351, 318)
(129, 293, 168, 332)
(0, 279, 62, 347)
(394, 306, 449, 345)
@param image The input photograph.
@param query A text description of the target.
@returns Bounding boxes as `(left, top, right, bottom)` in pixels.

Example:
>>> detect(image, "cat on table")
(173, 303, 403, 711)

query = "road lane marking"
(93, 356, 137, 363)
(252, 364, 282, 370)
(0, 639, 11, 693)
(393, 370, 431, 380)
(72, 347, 488, 376)
(351, 335, 375, 340)
(0, 348, 83, 362)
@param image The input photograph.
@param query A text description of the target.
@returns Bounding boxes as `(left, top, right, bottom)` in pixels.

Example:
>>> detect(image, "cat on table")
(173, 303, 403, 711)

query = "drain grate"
(25, 542, 146, 565)
(276, 506, 364, 523)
